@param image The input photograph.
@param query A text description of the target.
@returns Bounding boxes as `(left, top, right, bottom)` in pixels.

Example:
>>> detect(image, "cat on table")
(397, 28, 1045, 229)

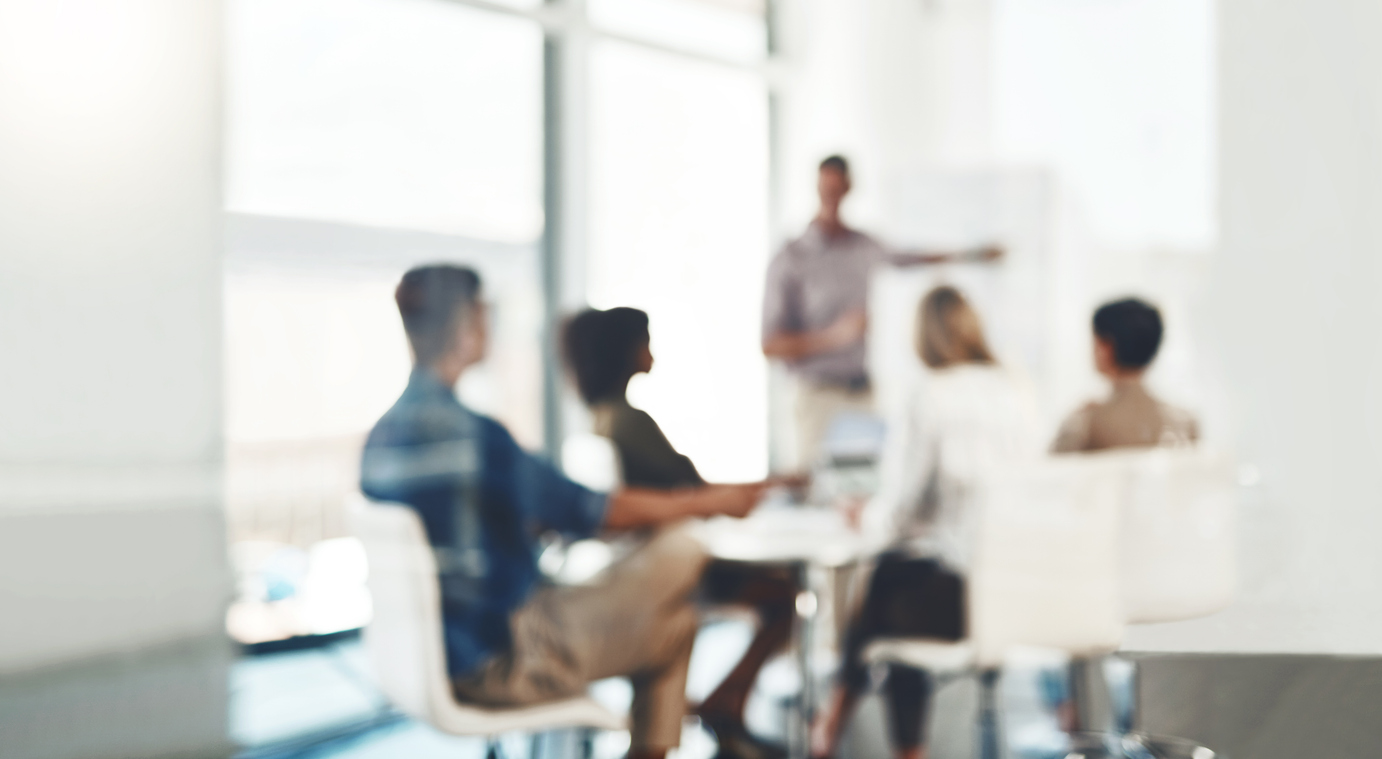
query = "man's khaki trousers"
(455, 527, 709, 751)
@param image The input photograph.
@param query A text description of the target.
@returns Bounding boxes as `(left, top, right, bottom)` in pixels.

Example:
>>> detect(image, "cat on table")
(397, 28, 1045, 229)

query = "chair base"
(485, 727, 604, 759)
(1052, 731, 1215, 759)
(428, 694, 628, 735)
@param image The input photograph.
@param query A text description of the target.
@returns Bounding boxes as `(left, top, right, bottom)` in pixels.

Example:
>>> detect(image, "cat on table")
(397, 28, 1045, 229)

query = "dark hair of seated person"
(819, 154, 850, 176)
(394, 264, 482, 365)
(1093, 297, 1164, 370)
(562, 307, 649, 404)
(561, 307, 703, 489)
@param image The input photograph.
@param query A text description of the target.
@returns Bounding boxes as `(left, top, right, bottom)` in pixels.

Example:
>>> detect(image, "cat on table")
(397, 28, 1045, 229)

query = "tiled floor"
(231, 641, 385, 749)
(230, 621, 775, 759)
(230, 622, 1068, 759)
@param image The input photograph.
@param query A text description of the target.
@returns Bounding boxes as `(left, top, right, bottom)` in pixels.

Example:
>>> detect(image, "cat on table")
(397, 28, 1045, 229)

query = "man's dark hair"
(1093, 297, 1164, 370)
(395, 264, 482, 365)
(819, 155, 850, 176)
(562, 307, 650, 405)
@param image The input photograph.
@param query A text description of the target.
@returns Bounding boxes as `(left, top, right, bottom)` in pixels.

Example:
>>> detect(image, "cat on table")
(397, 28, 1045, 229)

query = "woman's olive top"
(591, 397, 703, 489)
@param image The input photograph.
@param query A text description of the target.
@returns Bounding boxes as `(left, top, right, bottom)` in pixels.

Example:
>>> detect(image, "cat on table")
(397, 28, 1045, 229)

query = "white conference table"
(687, 503, 873, 568)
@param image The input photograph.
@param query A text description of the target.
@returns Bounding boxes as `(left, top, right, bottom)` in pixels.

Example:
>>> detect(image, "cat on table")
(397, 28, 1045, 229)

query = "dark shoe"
(703, 718, 787, 759)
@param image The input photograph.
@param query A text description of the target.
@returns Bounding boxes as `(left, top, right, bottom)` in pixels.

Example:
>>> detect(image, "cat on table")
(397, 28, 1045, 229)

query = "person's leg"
(627, 603, 700, 758)
(842, 388, 875, 419)
(811, 683, 862, 759)
(884, 666, 932, 759)
(874, 561, 961, 759)
(812, 558, 962, 759)
(573, 527, 713, 756)
(697, 563, 798, 725)
(451, 587, 591, 707)
(811, 558, 894, 759)
(456, 526, 710, 758)
(695, 563, 798, 759)
(793, 382, 835, 470)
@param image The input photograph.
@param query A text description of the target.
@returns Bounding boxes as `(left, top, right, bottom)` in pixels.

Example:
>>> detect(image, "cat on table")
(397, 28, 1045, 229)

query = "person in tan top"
(1052, 297, 1198, 453)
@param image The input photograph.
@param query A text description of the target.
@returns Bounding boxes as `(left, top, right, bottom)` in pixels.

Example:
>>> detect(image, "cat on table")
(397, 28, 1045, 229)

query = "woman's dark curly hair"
(561, 307, 650, 405)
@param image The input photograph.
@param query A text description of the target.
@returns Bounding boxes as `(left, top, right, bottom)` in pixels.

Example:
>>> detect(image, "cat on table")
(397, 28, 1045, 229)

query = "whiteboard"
(869, 168, 1080, 442)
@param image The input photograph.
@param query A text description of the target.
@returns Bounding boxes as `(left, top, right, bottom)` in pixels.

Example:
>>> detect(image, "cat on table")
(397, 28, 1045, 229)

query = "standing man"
(762, 155, 1002, 469)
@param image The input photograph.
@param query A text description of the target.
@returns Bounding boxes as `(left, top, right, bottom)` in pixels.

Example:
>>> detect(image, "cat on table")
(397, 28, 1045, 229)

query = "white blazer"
(864, 363, 1041, 571)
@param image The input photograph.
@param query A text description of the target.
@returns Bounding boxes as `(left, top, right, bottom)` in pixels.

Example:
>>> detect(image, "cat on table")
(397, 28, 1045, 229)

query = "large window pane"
(589, 41, 770, 482)
(222, 234, 544, 639)
(225, 268, 408, 445)
(223, 0, 545, 652)
(589, 0, 767, 64)
(227, 0, 542, 242)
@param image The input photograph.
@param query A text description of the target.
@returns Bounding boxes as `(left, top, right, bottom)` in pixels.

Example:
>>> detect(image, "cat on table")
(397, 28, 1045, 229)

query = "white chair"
(1117, 448, 1236, 625)
(864, 456, 1128, 759)
(1105, 448, 1237, 743)
(350, 500, 627, 745)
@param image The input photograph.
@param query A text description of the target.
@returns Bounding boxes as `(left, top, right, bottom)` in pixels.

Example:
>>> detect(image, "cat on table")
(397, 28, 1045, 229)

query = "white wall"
(0, 0, 230, 754)
(993, 0, 1216, 252)
(775, 0, 994, 238)
(0, 1, 222, 467)
(1124, 0, 1382, 654)
(586, 40, 771, 482)
(779, 0, 1382, 656)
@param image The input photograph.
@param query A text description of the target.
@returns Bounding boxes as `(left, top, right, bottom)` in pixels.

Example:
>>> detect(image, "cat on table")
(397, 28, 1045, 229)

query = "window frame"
(225, 0, 783, 458)
(456, 0, 781, 456)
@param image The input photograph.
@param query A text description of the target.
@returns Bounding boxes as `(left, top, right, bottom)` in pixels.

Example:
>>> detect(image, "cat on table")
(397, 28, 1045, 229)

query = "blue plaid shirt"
(361, 369, 607, 676)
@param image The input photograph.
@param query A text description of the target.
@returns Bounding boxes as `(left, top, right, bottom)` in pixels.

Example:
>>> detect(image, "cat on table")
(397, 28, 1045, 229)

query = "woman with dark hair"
(563, 307, 702, 487)
(811, 286, 1039, 759)
(563, 307, 796, 759)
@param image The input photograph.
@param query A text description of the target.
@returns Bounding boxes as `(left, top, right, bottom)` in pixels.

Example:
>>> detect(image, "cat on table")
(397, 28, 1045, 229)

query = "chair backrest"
(968, 456, 1126, 666)
(1113, 448, 1237, 624)
(349, 499, 454, 723)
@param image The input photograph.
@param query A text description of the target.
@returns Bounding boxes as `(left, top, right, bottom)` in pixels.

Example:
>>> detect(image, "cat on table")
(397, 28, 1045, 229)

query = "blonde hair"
(917, 286, 996, 369)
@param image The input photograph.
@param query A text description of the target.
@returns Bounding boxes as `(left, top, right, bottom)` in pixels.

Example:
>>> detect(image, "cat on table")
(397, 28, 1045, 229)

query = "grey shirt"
(762, 223, 888, 386)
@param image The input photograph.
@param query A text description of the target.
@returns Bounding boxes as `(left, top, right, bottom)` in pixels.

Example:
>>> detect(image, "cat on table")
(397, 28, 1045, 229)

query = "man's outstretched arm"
(887, 244, 1004, 268)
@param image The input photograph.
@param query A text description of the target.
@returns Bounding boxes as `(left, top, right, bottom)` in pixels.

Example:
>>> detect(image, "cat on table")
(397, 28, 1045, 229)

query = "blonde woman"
(812, 286, 1039, 759)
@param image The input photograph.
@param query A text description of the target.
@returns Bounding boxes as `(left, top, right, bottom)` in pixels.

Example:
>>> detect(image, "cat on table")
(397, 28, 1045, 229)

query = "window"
(221, 0, 774, 658)
(223, 0, 545, 651)
(224, 1, 778, 750)
(225, 0, 546, 459)
(588, 0, 768, 64)
(227, 0, 543, 242)
(589, 41, 771, 482)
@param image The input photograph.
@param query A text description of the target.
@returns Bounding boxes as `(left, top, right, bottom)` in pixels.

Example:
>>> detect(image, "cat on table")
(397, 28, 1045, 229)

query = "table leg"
(792, 561, 817, 759)
(978, 669, 1001, 759)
